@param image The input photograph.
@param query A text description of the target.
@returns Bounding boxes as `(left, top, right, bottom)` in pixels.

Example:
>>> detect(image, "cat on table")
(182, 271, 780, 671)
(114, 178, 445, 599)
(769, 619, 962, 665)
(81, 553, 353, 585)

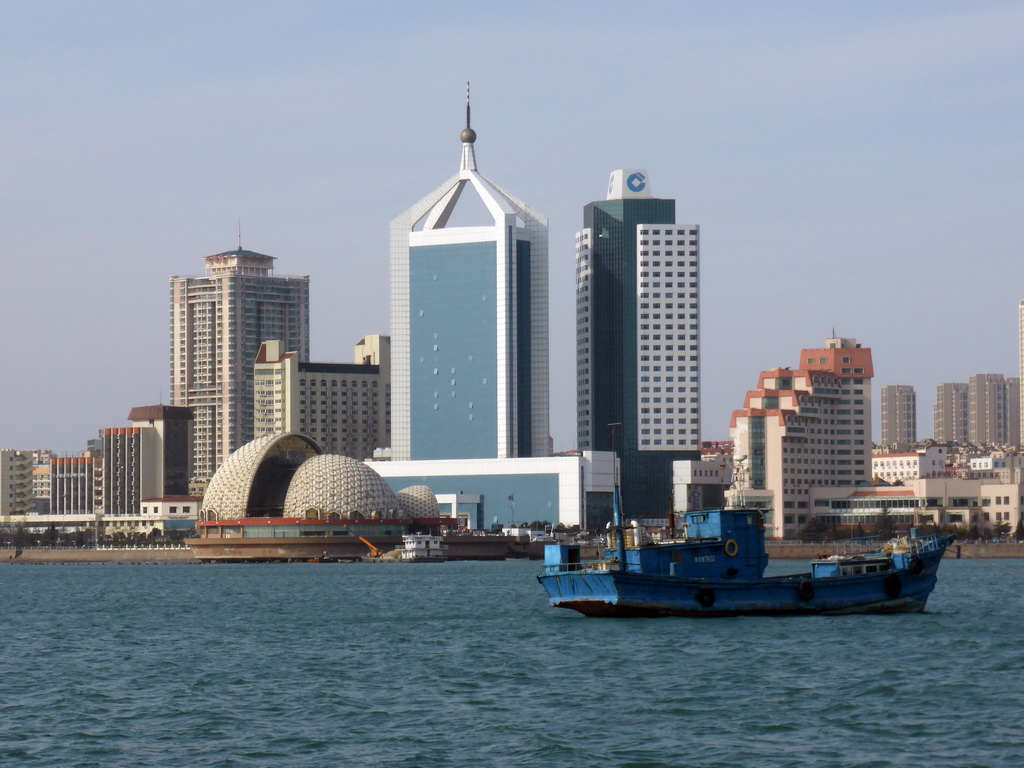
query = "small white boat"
(399, 534, 447, 563)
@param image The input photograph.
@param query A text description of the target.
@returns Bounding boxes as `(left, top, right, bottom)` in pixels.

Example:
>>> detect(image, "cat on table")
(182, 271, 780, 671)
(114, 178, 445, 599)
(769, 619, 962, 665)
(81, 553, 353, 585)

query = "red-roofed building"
(728, 337, 873, 538)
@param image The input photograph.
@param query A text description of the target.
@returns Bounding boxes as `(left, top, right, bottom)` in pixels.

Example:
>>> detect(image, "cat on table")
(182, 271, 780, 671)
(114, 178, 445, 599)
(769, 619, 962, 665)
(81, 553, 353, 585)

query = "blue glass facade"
(410, 241, 499, 459)
(383, 473, 560, 528)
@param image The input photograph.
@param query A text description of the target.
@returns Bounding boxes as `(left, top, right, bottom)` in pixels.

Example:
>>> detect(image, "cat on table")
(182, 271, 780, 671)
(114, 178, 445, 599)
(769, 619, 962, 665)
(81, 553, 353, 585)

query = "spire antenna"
(237, 218, 242, 251)
(466, 80, 471, 130)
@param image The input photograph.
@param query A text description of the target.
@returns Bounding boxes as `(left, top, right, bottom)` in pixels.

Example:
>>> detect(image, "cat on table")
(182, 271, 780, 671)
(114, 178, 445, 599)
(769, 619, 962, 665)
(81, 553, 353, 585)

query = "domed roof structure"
(203, 434, 441, 523)
(396, 485, 439, 518)
(201, 433, 322, 521)
(283, 454, 401, 520)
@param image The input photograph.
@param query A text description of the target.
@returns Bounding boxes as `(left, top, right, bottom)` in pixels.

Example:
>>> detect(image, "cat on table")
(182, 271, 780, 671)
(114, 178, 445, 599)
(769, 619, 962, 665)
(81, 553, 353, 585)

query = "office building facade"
(576, 170, 700, 516)
(170, 248, 309, 481)
(103, 405, 194, 517)
(254, 336, 391, 459)
(390, 102, 548, 461)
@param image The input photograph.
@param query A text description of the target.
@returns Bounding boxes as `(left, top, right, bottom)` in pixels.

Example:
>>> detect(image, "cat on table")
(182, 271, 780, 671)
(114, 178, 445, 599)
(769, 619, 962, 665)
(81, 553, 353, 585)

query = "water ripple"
(1, 559, 1022, 766)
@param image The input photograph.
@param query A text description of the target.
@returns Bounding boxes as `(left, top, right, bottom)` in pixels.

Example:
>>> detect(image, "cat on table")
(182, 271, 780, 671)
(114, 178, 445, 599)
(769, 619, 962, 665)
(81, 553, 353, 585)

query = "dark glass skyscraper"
(576, 170, 701, 518)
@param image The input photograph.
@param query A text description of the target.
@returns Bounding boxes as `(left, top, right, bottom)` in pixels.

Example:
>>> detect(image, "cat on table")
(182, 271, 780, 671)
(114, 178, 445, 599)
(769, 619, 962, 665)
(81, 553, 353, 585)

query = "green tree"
(875, 508, 897, 540)
(797, 516, 831, 541)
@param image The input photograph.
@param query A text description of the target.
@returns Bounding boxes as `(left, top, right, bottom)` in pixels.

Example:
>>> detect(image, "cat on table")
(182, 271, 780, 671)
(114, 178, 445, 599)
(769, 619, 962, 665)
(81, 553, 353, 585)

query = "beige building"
(934, 382, 969, 443)
(729, 337, 873, 538)
(170, 248, 310, 483)
(0, 450, 35, 520)
(810, 477, 1022, 535)
(254, 336, 390, 459)
(880, 385, 916, 450)
(103, 406, 194, 518)
(968, 373, 1020, 446)
(871, 444, 947, 484)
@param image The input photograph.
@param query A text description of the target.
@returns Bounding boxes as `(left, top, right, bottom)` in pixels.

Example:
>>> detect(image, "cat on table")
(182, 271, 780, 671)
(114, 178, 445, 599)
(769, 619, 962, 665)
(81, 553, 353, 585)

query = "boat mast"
(610, 423, 627, 571)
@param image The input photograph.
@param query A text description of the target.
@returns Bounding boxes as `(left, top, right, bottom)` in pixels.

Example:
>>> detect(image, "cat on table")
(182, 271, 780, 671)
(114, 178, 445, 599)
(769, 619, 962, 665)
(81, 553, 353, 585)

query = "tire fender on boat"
(723, 539, 739, 557)
(797, 579, 814, 601)
(884, 573, 902, 598)
(909, 557, 924, 576)
(696, 587, 716, 608)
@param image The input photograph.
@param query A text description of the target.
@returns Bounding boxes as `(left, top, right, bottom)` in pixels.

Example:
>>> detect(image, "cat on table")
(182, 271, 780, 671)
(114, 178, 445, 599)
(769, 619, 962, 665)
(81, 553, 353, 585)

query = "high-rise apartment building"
(576, 170, 700, 516)
(968, 374, 1020, 446)
(729, 337, 873, 538)
(389, 96, 548, 461)
(254, 336, 391, 459)
(103, 406, 194, 516)
(880, 385, 916, 449)
(934, 383, 969, 443)
(170, 248, 309, 481)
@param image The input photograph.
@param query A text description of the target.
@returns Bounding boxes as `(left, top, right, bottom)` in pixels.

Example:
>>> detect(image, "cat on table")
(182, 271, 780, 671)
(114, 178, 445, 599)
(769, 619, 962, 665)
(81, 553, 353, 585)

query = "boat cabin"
(811, 556, 892, 578)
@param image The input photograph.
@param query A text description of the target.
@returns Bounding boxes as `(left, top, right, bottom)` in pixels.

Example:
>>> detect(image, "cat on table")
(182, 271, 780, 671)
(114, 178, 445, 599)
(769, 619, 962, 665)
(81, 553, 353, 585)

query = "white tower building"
(389, 87, 549, 461)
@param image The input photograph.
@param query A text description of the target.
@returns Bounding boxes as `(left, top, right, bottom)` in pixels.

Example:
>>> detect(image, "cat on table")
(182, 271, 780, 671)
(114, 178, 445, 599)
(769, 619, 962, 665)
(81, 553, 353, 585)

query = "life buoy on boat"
(884, 573, 902, 598)
(797, 579, 815, 601)
(696, 587, 716, 608)
(909, 557, 924, 576)
(724, 539, 739, 557)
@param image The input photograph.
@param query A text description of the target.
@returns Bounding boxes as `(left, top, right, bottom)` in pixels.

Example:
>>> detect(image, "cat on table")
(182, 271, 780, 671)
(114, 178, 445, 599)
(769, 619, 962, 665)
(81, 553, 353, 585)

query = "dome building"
(189, 434, 444, 561)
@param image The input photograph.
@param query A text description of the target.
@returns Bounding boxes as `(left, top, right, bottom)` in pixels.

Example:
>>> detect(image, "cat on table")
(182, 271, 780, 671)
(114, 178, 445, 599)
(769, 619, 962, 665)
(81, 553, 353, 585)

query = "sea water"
(1, 558, 1022, 768)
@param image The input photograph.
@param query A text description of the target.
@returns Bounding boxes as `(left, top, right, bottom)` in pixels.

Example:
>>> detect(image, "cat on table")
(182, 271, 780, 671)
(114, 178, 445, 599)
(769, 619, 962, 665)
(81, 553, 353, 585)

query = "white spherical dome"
(283, 454, 400, 519)
(396, 485, 439, 518)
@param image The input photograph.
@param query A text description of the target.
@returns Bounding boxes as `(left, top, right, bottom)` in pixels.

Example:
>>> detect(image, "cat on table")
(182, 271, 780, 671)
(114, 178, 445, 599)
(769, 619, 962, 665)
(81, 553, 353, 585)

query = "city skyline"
(4, 2, 1024, 453)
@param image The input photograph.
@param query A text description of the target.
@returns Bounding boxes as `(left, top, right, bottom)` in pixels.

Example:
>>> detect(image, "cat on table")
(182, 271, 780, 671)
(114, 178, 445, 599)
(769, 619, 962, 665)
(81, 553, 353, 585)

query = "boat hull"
(538, 546, 947, 618)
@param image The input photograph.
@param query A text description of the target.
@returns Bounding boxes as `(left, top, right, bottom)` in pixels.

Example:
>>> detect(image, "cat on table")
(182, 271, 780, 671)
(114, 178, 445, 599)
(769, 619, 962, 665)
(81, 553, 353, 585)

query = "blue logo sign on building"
(626, 172, 646, 193)
(606, 169, 652, 200)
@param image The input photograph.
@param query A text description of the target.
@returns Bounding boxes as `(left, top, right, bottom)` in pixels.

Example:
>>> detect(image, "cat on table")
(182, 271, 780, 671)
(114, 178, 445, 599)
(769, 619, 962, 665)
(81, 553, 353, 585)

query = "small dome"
(460, 127, 477, 144)
(283, 454, 400, 519)
(397, 486, 439, 518)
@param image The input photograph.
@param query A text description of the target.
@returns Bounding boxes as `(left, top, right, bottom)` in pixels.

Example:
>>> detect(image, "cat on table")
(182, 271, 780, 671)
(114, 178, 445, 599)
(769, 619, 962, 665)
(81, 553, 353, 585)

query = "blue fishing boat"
(537, 492, 954, 617)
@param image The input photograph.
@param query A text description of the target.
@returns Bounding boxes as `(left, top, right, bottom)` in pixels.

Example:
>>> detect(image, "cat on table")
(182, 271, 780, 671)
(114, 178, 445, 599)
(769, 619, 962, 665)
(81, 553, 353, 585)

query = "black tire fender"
(885, 573, 902, 598)
(797, 579, 815, 601)
(696, 587, 716, 608)
(909, 557, 924, 576)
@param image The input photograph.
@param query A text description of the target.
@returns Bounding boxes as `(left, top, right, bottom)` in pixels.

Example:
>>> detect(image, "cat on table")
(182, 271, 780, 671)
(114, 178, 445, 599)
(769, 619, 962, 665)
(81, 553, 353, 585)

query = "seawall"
(766, 541, 1024, 560)
(4, 548, 197, 564)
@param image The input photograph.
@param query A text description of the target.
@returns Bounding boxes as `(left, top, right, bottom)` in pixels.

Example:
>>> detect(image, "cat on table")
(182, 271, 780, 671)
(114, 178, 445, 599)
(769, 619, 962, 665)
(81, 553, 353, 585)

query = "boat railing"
(544, 558, 616, 574)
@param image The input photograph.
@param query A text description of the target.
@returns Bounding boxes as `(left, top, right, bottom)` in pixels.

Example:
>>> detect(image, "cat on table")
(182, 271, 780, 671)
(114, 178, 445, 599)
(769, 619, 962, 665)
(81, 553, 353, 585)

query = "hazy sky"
(3, 1, 1023, 454)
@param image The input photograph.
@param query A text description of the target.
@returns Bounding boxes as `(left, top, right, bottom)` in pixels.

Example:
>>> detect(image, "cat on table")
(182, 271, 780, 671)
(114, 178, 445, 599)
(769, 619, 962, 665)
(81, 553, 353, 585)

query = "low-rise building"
(370, 452, 617, 531)
(808, 477, 1022, 536)
(672, 458, 732, 512)
(871, 445, 947, 484)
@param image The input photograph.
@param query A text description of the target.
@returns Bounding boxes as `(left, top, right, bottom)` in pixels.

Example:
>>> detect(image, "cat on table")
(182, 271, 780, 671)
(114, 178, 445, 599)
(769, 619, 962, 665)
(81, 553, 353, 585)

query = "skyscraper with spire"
(389, 86, 549, 461)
